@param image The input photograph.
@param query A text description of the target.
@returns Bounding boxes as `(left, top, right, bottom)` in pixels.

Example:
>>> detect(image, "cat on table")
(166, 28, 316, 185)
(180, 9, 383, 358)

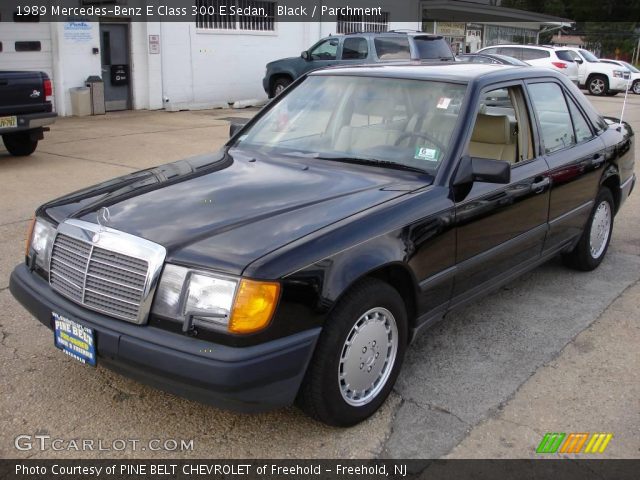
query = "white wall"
(51, 22, 102, 116)
(159, 22, 313, 110)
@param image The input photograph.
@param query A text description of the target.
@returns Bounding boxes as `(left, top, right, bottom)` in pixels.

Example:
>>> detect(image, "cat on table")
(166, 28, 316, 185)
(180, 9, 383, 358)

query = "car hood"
(42, 149, 430, 275)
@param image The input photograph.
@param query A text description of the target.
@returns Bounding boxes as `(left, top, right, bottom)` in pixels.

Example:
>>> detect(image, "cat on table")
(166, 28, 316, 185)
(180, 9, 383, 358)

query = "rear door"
(338, 36, 370, 65)
(525, 80, 606, 253)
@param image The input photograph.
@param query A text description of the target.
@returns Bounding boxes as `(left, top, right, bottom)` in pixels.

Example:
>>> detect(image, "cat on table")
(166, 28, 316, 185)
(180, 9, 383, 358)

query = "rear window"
(374, 37, 411, 60)
(412, 36, 453, 59)
(555, 50, 575, 62)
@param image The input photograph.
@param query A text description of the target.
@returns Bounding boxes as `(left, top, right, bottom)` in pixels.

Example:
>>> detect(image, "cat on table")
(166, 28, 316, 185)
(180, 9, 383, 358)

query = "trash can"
(85, 76, 105, 115)
(69, 87, 91, 117)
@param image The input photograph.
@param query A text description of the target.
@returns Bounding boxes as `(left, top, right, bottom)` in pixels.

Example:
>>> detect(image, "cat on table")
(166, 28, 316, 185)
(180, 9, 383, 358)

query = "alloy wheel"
(589, 200, 612, 259)
(338, 307, 399, 407)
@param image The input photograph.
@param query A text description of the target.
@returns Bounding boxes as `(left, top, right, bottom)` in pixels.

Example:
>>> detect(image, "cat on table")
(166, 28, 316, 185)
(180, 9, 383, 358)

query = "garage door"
(0, 22, 54, 107)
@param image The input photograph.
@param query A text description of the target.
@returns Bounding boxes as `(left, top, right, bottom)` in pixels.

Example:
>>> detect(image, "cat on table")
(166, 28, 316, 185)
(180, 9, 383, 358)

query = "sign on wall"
(148, 34, 160, 54)
(436, 21, 466, 37)
(63, 21, 93, 43)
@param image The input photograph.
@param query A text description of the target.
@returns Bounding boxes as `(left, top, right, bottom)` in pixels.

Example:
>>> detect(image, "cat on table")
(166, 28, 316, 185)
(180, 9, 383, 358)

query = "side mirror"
(574, 58, 583, 64)
(453, 156, 511, 186)
(229, 120, 248, 138)
(301, 50, 310, 61)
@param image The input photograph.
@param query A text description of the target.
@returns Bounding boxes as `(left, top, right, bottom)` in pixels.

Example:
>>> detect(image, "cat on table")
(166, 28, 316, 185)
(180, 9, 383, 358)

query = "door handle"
(591, 153, 605, 168)
(531, 176, 550, 194)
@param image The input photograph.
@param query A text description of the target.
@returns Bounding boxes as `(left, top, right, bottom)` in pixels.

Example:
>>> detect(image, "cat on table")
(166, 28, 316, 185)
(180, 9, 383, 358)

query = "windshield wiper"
(311, 155, 428, 174)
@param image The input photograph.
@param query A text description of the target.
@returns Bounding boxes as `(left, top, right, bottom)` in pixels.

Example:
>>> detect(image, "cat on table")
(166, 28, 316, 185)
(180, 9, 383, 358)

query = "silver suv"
(477, 45, 579, 85)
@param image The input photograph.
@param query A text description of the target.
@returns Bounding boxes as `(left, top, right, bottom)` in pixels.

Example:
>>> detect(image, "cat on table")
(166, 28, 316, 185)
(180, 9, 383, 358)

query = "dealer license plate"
(53, 312, 96, 366)
(0, 116, 17, 128)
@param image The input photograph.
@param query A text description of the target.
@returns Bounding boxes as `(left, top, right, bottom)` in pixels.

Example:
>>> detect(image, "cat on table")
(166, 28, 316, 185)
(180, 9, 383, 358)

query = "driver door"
(302, 38, 339, 75)
(451, 83, 551, 303)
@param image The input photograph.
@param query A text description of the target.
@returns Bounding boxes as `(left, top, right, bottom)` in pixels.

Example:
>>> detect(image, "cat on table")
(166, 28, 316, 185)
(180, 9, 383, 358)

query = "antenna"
(618, 73, 632, 129)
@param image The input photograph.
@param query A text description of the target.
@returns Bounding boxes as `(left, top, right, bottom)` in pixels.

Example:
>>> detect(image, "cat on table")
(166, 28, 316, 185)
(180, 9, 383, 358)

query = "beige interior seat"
(468, 113, 516, 162)
(334, 125, 402, 152)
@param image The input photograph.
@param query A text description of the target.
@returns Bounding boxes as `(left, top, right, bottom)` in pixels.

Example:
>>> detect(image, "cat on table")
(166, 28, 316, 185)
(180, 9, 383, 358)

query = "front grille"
(49, 233, 149, 322)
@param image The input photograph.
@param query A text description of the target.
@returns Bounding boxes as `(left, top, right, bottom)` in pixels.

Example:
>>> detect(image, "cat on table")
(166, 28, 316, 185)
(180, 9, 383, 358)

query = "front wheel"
(2, 132, 38, 156)
(588, 75, 608, 96)
(271, 77, 292, 97)
(297, 278, 408, 426)
(562, 188, 614, 271)
(632, 81, 640, 95)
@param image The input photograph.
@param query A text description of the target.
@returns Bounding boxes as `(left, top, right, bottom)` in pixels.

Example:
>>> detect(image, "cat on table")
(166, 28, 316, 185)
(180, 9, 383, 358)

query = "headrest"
(471, 114, 511, 144)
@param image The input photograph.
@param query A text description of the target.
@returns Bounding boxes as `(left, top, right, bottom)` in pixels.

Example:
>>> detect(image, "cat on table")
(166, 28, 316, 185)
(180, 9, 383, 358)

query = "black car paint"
(12, 64, 635, 410)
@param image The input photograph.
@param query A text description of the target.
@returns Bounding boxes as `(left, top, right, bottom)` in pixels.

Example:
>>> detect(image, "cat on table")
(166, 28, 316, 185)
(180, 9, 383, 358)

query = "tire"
(562, 188, 614, 271)
(587, 75, 609, 96)
(2, 132, 38, 156)
(632, 81, 640, 95)
(297, 278, 408, 427)
(271, 77, 292, 97)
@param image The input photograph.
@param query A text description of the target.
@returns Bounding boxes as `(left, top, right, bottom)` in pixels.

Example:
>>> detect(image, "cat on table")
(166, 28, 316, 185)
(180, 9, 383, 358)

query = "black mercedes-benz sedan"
(11, 63, 635, 426)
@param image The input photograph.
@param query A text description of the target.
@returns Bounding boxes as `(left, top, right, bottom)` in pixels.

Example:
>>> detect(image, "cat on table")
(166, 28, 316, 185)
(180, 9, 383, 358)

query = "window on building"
(341, 37, 368, 60)
(196, 0, 276, 31)
(528, 82, 575, 154)
(374, 37, 410, 60)
(15, 41, 41, 52)
(13, 11, 40, 22)
(336, 12, 389, 34)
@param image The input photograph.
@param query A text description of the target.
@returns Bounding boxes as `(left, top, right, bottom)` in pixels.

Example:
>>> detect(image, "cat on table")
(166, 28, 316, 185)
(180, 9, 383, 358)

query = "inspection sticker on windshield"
(437, 97, 451, 109)
(53, 312, 96, 367)
(415, 147, 440, 162)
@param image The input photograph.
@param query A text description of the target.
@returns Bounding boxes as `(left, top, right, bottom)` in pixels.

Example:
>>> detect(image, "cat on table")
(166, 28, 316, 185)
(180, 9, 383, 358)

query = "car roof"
(309, 62, 556, 84)
(327, 31, 443, 39)
(481, 44, 557, 50)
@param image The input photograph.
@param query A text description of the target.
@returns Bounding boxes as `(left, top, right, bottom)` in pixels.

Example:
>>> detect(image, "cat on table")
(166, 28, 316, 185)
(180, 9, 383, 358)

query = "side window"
(342, 37, 368, 60)
(310, 39, 338, 60)
(468, 85, 534, 164)
(566, 97, 594, 143)
(374, 37, 410, 60)
(499, 47, 523, 60)
(521, 49, 550, 61)
(528, 82, 575, 154)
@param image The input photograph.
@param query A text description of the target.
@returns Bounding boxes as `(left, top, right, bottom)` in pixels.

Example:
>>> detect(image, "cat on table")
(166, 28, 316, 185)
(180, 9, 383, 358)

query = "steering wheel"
(394, 131, 446, 152)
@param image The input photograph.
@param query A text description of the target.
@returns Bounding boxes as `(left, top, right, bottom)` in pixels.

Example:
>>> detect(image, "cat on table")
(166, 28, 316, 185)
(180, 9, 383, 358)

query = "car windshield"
(579, 49, 599, 62)
(235, 75, 467, 174)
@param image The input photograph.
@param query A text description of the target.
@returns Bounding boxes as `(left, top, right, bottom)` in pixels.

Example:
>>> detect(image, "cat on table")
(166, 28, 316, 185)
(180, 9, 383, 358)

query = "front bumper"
(9, 264, 320, 412)
(609, 77, 628, 92)
(0, 111, 56, 135)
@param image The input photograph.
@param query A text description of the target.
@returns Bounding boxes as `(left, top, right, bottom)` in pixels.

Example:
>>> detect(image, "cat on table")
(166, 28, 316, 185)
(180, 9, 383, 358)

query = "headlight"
(152, 264, 280, 334)
(26, 216, 56, 273)
(613, 70, 624, 78)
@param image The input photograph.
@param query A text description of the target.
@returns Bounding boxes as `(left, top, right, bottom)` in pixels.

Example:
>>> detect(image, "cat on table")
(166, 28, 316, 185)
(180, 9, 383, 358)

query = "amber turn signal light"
(25, 216, 36, 257)
(229, 279, 280, 334)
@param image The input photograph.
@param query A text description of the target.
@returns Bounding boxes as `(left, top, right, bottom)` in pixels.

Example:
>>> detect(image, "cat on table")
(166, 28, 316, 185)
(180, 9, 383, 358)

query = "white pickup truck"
(564, 47, 631, 96)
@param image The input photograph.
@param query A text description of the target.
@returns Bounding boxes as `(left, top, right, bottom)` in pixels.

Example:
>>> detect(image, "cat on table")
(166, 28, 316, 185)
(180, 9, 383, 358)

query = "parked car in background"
(12, 63, 635, 426)
(562, 48, 630, 96)
(262, 31, 454, 97)
(599, 59, 640, 94)
(477, 45, 579, 85)
(456, 53, 529, 66)
(0, 71, 56, 156)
